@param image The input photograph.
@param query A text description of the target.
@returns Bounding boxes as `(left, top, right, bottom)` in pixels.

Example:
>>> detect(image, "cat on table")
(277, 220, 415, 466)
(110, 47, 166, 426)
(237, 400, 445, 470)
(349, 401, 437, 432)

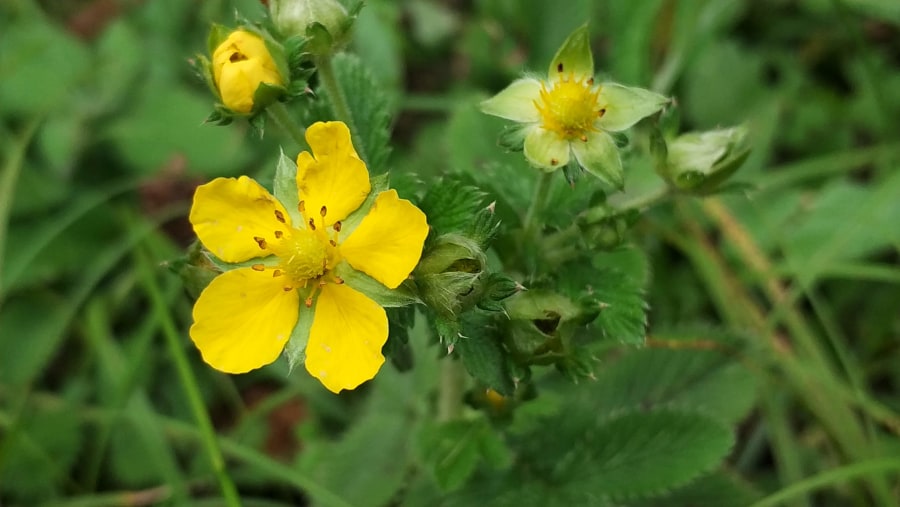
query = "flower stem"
(135, 246, 242, 507)
(266, 102, 307, 150)
(314, 55, 369, 164)
(521, 171, 555, 244)
(438, 357, 465, 422)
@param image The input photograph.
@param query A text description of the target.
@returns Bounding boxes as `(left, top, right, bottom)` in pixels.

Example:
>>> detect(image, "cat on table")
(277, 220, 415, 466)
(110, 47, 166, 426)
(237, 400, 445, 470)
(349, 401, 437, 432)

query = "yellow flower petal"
(304, 283, 387, 393)
(524, 126, 570, 171)
(190, 176, 291, 263)
(340, 189, 429, 289)
(296, 122, 370, 226)
(190, 267, 299, 374)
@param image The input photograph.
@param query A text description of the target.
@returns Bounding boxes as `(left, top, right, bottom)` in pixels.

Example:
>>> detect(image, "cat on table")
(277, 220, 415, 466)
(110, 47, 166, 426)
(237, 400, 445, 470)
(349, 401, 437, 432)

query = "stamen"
(298, 200, 306, 213)
(333, 221, 342, 232)
(557, 62, 563, 73)
(283, 286, 293, 292)
(550, 158, 559, 166)
(320, 206, 327, 217)
(588, 77, 594, 85)
(272, 269, 283, 277)
(274, 230, 284, 239)
(334, 276, 344, 284)
(251, 264, 265, 271)
(274, 210, 286, 223)
(253, 236, 267, 249)
(305, 296, 314, 307)
(329, 239, 336, 246)
(580, 135, 588, 142)
(308, 218, 316, 230)
(598, 108, 606, 118)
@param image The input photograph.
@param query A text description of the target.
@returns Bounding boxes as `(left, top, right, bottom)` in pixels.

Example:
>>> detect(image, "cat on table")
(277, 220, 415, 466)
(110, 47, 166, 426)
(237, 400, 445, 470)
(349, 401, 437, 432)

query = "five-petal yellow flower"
(212, 29, 285, 114)
(188, 121, 429, 393)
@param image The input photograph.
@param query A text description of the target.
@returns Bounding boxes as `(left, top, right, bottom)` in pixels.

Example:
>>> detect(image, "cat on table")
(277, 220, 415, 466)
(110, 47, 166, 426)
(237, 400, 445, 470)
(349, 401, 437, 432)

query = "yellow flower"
(480, 25, 667, 188)
(212, 30, 285, 114)
(188, 121, 429, 393)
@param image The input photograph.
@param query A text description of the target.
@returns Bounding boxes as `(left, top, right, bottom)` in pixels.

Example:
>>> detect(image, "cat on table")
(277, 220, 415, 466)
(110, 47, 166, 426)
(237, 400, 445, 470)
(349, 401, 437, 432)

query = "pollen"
(535, 73, 601, 140)
(278, 228, 328, 282)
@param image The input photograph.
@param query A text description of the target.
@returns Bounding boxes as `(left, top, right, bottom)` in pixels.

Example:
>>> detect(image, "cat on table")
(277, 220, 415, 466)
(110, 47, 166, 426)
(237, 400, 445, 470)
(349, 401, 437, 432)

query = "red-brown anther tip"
(334, 276, 344, 284)
(329, 239, 336, 246)
(320, 206, 327, 217)
(557, 62, 564, 73)
(298, 201, 306, 213)
(253, 236, 267, 249)
(550, 158, 559, 166)
(308, 218, 316, 230)
(272, 269, 283, 277)
(251, 264, 265, 271)
(580, 135, 588, 142)
(283, 286, 293, 292)
(333, 221, 342, 232)
(274, 230, 284, 239)
(274, 210, 286, 223)
(305, 297, 313, 308)
(598, 108, 606, 118)
(588, 77, 594, 85)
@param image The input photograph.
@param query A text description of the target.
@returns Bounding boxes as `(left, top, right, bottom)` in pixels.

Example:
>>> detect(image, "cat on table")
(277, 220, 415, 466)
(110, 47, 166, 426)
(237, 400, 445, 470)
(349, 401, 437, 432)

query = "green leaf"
(547, 23, 593, 79)
(456, 318, 515, 395)
(419, 419, 511, 491)
(589, 335, 757, 423)
(320, 53, 394, 173)
(588, 269, 647, 344)
(419, 179, 489, 236)
(634, 471, 762, 507)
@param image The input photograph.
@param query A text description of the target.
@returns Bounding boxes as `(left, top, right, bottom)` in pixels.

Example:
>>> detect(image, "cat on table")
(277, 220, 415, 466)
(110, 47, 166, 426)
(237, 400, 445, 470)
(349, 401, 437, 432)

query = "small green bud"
(269, 0, 355, 54)
(664, 126, 750, 194)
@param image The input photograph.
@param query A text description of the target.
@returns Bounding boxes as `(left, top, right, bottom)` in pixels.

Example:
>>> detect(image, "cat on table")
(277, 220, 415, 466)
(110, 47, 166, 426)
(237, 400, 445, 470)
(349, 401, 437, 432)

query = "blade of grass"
(132, 239, 241, 507)
(750, 458, 900, 507)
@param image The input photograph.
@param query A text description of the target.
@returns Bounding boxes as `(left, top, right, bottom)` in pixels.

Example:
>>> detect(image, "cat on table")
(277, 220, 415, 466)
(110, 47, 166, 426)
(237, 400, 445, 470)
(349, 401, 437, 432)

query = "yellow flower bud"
(212, 30, 285, 114)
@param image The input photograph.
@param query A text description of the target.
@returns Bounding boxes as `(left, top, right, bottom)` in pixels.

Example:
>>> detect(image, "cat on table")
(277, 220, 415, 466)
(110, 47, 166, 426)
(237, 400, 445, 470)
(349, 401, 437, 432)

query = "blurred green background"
(1, 0, 899, 505)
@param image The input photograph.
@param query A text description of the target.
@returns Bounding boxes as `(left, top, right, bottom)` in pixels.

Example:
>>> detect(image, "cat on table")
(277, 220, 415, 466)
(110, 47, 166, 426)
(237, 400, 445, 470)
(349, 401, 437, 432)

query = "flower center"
(280, 228, 327, 282)
(535, 73, 601, 140)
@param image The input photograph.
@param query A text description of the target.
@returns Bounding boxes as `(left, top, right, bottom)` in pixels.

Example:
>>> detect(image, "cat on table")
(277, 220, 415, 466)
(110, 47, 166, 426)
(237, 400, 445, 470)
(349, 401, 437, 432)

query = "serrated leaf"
(586, 267, 647, 345)
(456, 320, 515, 395)
(319, 53, 393, 173)
(556, 409, 734, 500)
(634, 471, 762, 507)
(419, 179, 488, 236)
(589, 338, 757, 423)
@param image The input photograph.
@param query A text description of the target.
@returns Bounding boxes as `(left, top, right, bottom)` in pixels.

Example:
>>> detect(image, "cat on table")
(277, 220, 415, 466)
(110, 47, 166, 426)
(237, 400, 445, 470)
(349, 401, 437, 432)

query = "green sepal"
(477, 273, 523, 313)
(191, 54, 220, 100)
(419, 270, 482, 321)
(334, 262, 421, 308)
(435, 316, 461, 349)
(166, 241, 220, 299)
(497, 124, 527, 152)
(206, 23, 231, 57)
(548, 23, 593, 80)
(273, 149, 301, 224)
(248, 112, 266, 139)
(250, 81, 288, 115)
(306, 22, 335, 57)
(283, 289, 316, 373)
(340, 172, 390, 237)
(456, 319, 515, 396)
(385, 306, 415, 372)
(469, 204, 501, 250)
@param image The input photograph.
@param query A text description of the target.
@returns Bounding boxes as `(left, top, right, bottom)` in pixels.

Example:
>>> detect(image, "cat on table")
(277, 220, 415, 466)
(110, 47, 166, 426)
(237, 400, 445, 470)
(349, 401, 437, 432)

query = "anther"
(557, 62, 564, 73)
(329, 239, 336, 246)
(305, 296, 314, 307)
(588, 77, 594, 85)
(334, 276, 344, 285)
(550, 158, 559, 166)
(298, 201, 306, 213)
(320, 206, 327, 217)
(274, 230, 284, 239)
(308, 218, 316, 230)
(598, 108, 606, 118)
(272, 269, 283, 277)
(580, 135, 588, 142)
(283, 286, 293, 292)
(333, 221, 342, 232)
(253, 236, 267, 249)
(251, 264, 265, 271)
(274, 210, 286, 223)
